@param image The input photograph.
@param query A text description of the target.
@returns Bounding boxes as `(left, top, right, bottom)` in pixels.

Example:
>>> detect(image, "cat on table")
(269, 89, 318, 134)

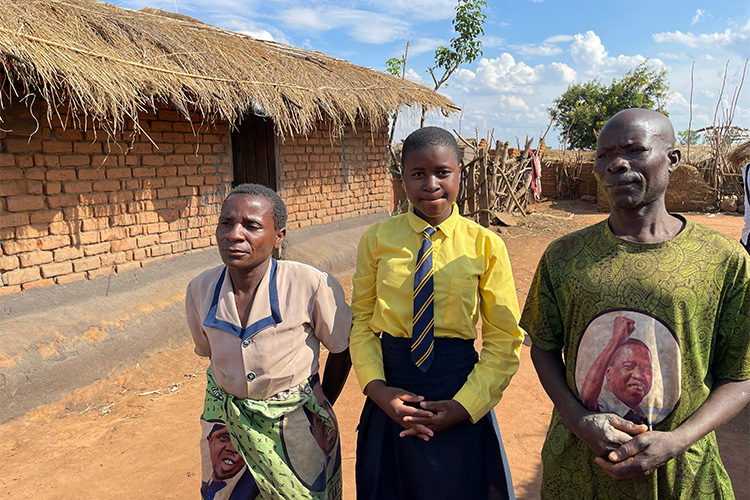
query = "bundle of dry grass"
(0, 0, 454, 139)
(679, 144, 713, 169)
(728, 140, 750, 169)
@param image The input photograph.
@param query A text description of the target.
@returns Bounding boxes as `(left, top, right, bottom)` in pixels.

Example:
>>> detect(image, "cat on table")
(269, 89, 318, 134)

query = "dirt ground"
(2, 201, 748, 500)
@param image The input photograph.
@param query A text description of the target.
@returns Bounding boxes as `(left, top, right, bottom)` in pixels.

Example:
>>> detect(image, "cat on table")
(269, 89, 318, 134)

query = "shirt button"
(246, 372, 256, 381)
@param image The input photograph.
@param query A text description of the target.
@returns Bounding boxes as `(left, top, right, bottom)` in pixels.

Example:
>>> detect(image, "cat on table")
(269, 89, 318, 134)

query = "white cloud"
(570, 31, 608, 69)
(215, 17, 275, 41)
(482, 35, 506, 49)
(545, 34, 574, 43)
(408, 38, 444, 57)
(657, 52, 688, 61)
(515, 43, 563, 57)
(667, 91, 689, 108)
(209, 13, 293, 44)
(569, 31, 654, 77)
(691, 9, 704, 25)
(455, 53, 576, 94)
(404, 68, 427, 86)
(653, 18, 750, 56)
(543, 62, 577, 83)
(279, 7, 409, 44)
(497, 95, 530, 111)
(365, 0, 456, 21)
(239, 28, 275, 41)
(476, 54, 539, 92)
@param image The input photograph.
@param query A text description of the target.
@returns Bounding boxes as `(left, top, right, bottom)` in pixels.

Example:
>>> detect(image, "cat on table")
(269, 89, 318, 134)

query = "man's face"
(216, 194, 285, 272)
(402, 144, 460, 227)
(593, 111, 680, 211)
(208, 425, 245, 481)
(606, 344, 653, 409)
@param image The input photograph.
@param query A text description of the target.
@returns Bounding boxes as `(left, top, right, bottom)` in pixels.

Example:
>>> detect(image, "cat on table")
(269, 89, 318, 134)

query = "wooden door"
(231, 114, 276, 189)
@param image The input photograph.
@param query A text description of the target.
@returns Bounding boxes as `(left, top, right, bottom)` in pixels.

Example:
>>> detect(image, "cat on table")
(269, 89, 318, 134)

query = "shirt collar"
(202, 258, 283, 342)
(599, 388, 647, 421)
(406, 202, 460, 237)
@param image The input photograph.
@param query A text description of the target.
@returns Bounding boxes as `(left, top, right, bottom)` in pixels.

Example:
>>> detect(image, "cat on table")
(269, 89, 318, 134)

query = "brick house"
(0, 0, 452, 294)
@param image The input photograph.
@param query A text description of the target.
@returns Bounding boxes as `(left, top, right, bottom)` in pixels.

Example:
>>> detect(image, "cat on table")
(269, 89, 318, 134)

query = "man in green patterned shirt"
(520, 108, 750, 499)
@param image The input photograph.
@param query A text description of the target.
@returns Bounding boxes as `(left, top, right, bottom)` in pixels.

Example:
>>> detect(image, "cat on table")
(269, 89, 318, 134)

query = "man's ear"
(667, 148, 681, 173)
(275, 227, 287, 248)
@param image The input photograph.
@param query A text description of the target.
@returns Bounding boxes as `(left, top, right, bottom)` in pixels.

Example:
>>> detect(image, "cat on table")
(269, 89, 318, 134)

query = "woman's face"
(215, 194, 285, 272)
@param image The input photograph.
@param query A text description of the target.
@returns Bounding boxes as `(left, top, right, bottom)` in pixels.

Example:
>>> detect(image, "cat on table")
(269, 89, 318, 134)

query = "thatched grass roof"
(0, 0, 455, 138)
(728, 141, 750, 169)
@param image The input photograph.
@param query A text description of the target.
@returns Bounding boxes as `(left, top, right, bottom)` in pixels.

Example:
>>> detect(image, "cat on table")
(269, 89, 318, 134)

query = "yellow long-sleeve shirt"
(350, 204, 524, 422)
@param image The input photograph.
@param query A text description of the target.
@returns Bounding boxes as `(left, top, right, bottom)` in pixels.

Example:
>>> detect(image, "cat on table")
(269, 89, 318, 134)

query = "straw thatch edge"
(0, 0, 456, 141)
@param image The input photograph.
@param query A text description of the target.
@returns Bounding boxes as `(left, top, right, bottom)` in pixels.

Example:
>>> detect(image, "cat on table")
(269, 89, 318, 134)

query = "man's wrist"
(558, 396, 587, 431)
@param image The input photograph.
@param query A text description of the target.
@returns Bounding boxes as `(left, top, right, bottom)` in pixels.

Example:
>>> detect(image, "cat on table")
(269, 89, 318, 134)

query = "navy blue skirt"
(356, 334, 514, 500)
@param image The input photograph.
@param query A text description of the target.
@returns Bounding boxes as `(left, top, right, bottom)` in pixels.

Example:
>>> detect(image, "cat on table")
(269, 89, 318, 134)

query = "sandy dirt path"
(1, 203, 747, 499)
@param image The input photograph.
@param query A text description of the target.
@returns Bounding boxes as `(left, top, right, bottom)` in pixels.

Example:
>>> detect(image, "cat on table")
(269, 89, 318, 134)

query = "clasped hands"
(365, 380, 470, 441)
(569, 411, 686, 481)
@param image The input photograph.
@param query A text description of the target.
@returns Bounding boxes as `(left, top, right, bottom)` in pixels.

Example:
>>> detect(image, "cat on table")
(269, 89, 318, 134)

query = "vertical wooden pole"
(458, 158, 467, 215)
(478, 148, 490, 227)
(467, 157, 476, 221)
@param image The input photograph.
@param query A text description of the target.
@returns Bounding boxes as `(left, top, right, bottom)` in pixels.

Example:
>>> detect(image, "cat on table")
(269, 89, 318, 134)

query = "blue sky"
(114, 0, 749, 148)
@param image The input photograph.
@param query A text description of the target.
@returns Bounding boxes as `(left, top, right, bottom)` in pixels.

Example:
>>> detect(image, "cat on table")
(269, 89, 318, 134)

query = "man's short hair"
(402, 126, 461, 165)
(610, 338, 651, 366)
(224, 183, 287, 230)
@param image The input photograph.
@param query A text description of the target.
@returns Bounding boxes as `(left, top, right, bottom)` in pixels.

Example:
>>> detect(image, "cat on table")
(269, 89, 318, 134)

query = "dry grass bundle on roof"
(541, 149, 595, 163)
(0, 0, 454, 139)
(680, 144, 713, 170)
(728, 141, 750, 170)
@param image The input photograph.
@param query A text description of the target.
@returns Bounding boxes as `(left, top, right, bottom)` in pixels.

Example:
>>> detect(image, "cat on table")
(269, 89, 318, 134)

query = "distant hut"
(0, 0, 454, 293)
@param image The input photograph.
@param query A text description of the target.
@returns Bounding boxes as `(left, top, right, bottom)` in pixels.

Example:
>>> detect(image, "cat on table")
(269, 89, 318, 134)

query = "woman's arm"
(321, 349, 351, 405)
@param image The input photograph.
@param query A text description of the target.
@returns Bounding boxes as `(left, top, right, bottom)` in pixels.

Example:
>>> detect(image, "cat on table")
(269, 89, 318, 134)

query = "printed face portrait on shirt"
(208, 422, 246, 481)
(279, 379, 341, 491)
(605, 341, 653, 408)
(575, 310, 681, 427)
(306, 381, 337, 456)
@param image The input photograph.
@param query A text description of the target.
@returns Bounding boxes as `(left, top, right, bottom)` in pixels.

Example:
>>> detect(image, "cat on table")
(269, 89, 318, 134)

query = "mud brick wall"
(1, 102, 393, 294)
(278, 124, 390, 230)
(0, 101, 231, 294)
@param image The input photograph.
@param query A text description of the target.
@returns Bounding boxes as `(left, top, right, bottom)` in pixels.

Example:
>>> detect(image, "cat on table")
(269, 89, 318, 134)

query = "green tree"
(421, 0, 487, 126)
(385, 57, 404, 78)
(677, 129, 702, 145)
(549, 62, 670, 150)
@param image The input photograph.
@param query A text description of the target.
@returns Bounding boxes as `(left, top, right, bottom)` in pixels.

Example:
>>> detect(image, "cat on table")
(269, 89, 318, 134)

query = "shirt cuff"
(354, 363, 386, 394)
(453, 386, 492, 424)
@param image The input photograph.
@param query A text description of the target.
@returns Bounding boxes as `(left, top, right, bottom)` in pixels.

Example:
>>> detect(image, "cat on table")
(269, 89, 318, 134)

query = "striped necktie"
(412, 226, 436, 372)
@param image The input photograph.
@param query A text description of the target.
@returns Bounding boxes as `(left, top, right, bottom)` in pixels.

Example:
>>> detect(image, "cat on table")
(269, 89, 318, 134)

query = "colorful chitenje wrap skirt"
(199, 368, 342, 500)
(356, 334, 515, 500)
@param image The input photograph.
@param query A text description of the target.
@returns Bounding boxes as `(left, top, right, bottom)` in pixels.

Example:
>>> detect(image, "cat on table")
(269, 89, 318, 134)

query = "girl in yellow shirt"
(350, 127, 524, 500)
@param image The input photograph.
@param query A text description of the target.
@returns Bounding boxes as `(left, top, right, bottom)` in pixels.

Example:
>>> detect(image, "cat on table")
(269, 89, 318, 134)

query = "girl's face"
(402, 144, 460, 227)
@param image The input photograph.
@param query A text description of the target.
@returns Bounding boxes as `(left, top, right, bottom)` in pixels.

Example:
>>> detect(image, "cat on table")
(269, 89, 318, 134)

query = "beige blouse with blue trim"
(186, 259, 352, 400)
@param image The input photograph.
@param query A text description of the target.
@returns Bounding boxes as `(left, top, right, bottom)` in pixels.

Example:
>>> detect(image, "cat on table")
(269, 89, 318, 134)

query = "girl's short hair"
(402, 126, 461, 165)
